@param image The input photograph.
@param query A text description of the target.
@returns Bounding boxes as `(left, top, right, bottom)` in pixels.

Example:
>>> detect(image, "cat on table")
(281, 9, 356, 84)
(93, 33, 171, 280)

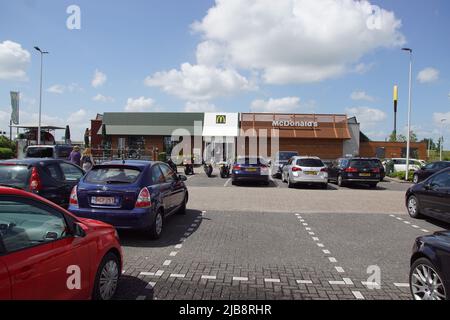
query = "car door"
(59, 162, 85, 207)
(0, 257, 11, 299)
(160, 163, 185, 208)
(328, 160, 338, 180)
(151, 165, 173, 213)
(39, 162, 67, 207)
(0, 196, 90, 299)
(423, 171, 450, 219)
(283, 158, 293, 178)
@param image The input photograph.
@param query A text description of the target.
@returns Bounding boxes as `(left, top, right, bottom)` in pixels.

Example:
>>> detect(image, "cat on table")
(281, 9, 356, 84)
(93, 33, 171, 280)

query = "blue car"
(68, 160, 188, 239)
(231, 157, 270, 186)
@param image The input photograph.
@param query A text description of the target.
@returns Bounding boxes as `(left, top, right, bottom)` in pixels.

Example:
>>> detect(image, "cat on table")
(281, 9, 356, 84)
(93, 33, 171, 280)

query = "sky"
(0, 0, 449, 146)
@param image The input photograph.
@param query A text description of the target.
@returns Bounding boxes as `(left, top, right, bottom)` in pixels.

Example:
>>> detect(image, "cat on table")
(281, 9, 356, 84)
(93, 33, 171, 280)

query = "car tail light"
(372, 168, 380, 173)
(320, 168, 328, 172)
(292, 167, 302, 172)
(345, 167, 358, 173)
(135, 187, 151, 208)
(69, 185, 78, 207)
(233, 165, 241, 171)
(29, 167, 42, 191)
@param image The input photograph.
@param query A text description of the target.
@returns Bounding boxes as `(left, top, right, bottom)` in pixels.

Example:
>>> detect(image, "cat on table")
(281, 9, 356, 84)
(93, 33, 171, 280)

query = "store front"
(202, 113, 239, 163)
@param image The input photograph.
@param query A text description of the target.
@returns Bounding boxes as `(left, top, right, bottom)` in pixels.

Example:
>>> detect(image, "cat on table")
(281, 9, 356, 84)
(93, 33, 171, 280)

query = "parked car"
(281, 156, 328, 189)
(369, 158, 385, 181)
(328, 157, 381, 188)
(231, 157, 270, 185)
(25, 145, 74, 160)
(0, 159, 85, 208)
(410, 232, 450, 300)
(405, 167, 450, 222)
(68, 160, 188, 239)
(270, 151, 299, 178)
(413, 161, 450, 184)
(0, 186, 122, 300)
(391, 158, 422, 173)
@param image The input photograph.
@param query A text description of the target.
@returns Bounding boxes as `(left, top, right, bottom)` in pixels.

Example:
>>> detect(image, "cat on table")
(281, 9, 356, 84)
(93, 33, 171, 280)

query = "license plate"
(305, 171, 317, 175)
(359, 173, 371, 177)
(245, 168, 257, 172)
(91, 197, 116, 205)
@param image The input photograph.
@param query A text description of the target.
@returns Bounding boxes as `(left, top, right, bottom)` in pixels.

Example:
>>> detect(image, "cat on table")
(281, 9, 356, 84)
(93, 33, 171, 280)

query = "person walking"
(68, 146, 82, 167)
(81, 148, 95, 172)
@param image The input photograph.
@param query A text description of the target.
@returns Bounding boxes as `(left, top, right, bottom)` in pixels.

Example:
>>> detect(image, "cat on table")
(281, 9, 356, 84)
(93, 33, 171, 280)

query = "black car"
(0, 159, 85, 208)
(413, 161, 450, 184)
(327, 157, 381, 188)
(410, 232, 450, 300)
(406, 168, 450, 222)
(369, 158, 385, 181)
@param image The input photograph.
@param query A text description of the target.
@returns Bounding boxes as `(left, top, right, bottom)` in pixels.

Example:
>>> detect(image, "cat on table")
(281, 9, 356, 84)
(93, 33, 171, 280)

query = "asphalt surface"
(114, 166, 449, 300)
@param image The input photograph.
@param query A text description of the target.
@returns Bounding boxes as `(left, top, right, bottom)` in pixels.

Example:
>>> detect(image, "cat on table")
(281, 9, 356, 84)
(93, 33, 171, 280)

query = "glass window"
(430, 171, 450, 188)
(349, 160, 377, 169)
(159, 164, 176, 182)
(59, 163, 84, 181)
(85, 167, 141, 184)
(43, 164, 63, 181)
(297, 159, 324, 167)
(26, 147, 54, 158)
(0, 198, 68, 253)
(151, 165, 165, 184)
(0, 165, 30, 189)
(424, 163, 435, 170)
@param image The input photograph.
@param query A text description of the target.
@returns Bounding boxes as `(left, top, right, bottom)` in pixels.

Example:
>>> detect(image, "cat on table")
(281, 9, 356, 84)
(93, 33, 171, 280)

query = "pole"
(405, 51, 412, 181)
(441, 119, 446, 161)
(37, 52, 43, 145)
(393, 85, 398, 140)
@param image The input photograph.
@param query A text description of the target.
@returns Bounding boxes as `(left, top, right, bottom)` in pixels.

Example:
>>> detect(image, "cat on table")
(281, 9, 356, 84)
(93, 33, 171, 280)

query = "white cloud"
(184, 101, 217, 112)
(433, 112, 450, 126)
(145, 63, 255, 101)
(91, 69, 107, 88)
(251, 97, 301, 113)
(417, 67, 439, 83)
(93, 94, 115, 103)
(125, 97, 155, 112)
(191, 0, 405, 84)
(47, 85, 65, 94)
(47, 83, 83, 94)
(345, 106, 387, 130)
(0, 40, 31, 81)
(350, 91, 375, 101)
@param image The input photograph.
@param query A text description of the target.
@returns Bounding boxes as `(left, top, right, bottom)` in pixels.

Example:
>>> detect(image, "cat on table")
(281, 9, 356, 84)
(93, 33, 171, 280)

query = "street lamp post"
(440, 119, 447, 161)
(34, 46, 49, 145)
(402, 48, 413, 181)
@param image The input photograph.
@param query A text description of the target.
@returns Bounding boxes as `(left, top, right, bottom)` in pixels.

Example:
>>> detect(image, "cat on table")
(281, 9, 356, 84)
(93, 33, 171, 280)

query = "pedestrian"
(68, 146, 81, 167)
(81, 147, 95, 172)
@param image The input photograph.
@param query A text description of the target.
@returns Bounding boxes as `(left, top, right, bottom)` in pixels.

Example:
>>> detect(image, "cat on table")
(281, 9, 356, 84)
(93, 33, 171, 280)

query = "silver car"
(281, 156, 328, 189)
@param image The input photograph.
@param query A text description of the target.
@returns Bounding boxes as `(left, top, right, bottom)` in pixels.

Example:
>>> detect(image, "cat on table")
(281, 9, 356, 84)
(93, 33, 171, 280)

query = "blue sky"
(0, 0, 449, 146)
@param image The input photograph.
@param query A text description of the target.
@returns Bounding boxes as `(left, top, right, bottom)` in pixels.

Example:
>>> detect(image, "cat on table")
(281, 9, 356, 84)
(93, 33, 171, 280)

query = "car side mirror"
(74, 222, 86, 237)
(44, 231, 58, 241)
(178, 174, 187, 181)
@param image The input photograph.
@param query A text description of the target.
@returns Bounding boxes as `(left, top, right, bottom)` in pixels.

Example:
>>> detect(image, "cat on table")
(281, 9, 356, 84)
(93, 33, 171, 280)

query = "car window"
(349, 160, 376, 169)
(424, 163, 435, 170)
(59, 163, 84, 182)
(151, 165, 165, 184)
(55, 147, 72, 159)
(278, 152, 298, 161)
(297, 159, 324, 167)
(26, 147, 54, 158)
(0, 165, 30, 189)
(159, 164, 176, 183)
(84, 167, 141, 184)
(0, 197, 68, 253)
(43, 164, 63, 181)
(430, 171, 450, 188)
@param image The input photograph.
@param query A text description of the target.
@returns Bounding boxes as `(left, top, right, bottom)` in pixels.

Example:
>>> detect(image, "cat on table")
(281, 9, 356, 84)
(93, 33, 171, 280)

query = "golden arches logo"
(216, 115, 226, 124)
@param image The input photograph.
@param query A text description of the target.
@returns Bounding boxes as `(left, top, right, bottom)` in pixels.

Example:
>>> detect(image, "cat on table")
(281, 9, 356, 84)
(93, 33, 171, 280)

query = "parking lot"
(115, 167, 450, 300)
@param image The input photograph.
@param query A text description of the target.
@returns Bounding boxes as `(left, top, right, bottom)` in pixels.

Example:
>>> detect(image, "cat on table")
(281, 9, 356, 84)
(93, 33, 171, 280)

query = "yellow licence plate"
(246, 168, 257, 172)
(359, 173, 371, 177)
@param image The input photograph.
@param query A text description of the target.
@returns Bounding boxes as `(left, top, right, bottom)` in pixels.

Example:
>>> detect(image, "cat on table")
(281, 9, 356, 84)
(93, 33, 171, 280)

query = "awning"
(202, 113, 239, 137)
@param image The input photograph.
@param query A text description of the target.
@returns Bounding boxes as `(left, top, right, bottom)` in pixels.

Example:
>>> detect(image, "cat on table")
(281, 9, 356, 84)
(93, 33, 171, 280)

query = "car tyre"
(337, 175, 345, 187)
(177, 195, 187, 215)
(321, 183, 328, 189)
(410, 258, 448, 300)
(149, 210, 164, 239)
(287, 177, 295, 189)
(407, 195, 423, 219)
(92, 252, 120, 301)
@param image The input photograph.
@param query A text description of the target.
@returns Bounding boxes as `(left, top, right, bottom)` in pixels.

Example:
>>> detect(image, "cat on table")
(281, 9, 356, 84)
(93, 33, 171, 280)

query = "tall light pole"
(402, 47, 413, 181)
(34, 46, 49, 145)
(440, 119, 447, 161)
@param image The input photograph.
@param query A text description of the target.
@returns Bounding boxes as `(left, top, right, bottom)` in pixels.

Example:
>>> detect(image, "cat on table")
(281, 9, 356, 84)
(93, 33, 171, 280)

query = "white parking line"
(305, 228, 312, 231)
(343, 278, 354, 285)
(335, 266, 345, 273)
(312, 237, 320, 241)
(224, 178, 231, 187)
(322, 249, 331, 254)
(317, 243, 325, 248)
(170, 274, 185, 278)
(389, 214, 395, 217)
(163, 260, 171, 266)
(362, 281, 381, 289)
(302, 223, 308, 226)
(296, 280, 313, 284)
(169, 251, 178, 257)
(155, 270, 164, 276)
(264, 278, 281, 283)
(396, 217, 403, 221)
(140, 272, 155, 276)
(175, 244, 183, 249)
(328, 257, 337, 263)
(412, 225, 420, 228)
(421, 229, 430, 233)
(329, 280, 346, 285)
(145, 282, 156, 289)
(233, 277, 248, 281)
(201, 275, 217, 280)
(394, 283, 410, 288)
(404, 221, 411, 224)
(352, 291, 365, 300)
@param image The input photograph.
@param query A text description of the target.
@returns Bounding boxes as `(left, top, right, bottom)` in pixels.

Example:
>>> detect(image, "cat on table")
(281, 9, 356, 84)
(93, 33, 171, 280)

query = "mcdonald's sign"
(216, 115, 227, 124)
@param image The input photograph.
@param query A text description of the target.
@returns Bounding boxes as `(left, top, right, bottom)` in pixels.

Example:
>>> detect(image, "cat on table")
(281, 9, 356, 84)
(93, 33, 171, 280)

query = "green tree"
(421, 138, 437, 151)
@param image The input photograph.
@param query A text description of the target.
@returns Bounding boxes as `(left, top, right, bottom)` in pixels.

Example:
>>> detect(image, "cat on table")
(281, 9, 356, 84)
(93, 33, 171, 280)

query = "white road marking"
(136, 296, 146, 300)
(175, 244, 183, 249)
(264, 278, 281, 283)
(308, 232, 315, 235)
(224, 178, 231, 187)
(352, 291, 365, 300)
(312, 237, 320, 241)
(155, 270, 164, 276)
(296, 280, 313, 284)
(180, 237, 187, 242)
(317, 243, 325, 248)
(163, 260, 171, 266)
(201, 275, 217, 280)
(169, 251, 178, 257)
(305, 227, 312, 231)
(335, 266, 345, 273)
(362, 281, 381, 289)
(323, 249, 331, 254)
(404, 221, 411, 224)
(145, 282, 156, 289)
(394, 283, 410, 288)
(329, 257, 337, 263)
(302, 223, 308, 226)
(300, 219, 305, 222)
(421, 229, 430, 233)
(412, 225, 420, 228)
(140, 272, 155, 276)
(295, 213, 300, 216)
(329, 280, 346, 285)
(233, 277, 248, 281)
(396, 217, 403, 221)
(170, 274, 185, 278)
(389, 214, 395, 217)
(187, 228, 194, 232)
(190, 223, 197, 227)
(343, 278, 354, 285)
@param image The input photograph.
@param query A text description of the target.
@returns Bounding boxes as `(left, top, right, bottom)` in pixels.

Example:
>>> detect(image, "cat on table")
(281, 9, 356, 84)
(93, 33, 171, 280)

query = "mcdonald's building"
(91, 112, 427, 161)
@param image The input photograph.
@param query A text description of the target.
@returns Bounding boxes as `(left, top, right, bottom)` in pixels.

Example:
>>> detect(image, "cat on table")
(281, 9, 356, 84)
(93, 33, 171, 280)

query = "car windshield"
(349, 160, 377, 169)
(278, 152, 298, 161)
(297, 159, 324, 167)
(26, 147, 54, 158)
(84, 167, 141, 184)
(0, 165, 30, 189)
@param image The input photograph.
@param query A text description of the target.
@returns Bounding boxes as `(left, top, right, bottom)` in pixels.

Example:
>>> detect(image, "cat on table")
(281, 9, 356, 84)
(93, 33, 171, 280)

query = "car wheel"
(93, 252, 120, 300)
(149, 210, 164, 239)
(322, 183, 328, 189)
(407, 195, 422, 219)
(410, 258, 448, 300)
(337, 175, 345, 187)
(287, 177, 294, 188)
(413, 174, 419, 184)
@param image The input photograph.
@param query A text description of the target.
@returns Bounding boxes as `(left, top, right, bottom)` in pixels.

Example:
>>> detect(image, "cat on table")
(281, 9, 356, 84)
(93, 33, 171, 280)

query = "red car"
(0, 186, 122, 300)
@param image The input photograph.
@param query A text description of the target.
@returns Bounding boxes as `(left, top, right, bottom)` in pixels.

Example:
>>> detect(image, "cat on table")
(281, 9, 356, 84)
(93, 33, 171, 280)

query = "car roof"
(291, 156, 321, 160)
(98, 160, 156, 169)
(0, 158, 64, 165)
